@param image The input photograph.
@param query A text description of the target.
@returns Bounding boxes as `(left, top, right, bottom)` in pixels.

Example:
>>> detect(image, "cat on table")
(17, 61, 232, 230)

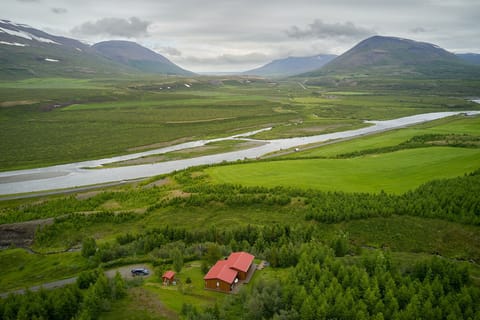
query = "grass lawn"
(205, 147, 480, 194)
(143, 262, 224, 314)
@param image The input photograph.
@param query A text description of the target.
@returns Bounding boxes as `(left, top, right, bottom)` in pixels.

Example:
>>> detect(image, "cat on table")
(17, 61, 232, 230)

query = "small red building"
(204, 251, 255, 292)
(162, 270, 176, 285)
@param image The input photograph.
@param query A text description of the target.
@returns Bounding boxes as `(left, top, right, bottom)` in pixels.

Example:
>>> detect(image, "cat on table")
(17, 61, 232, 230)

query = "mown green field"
(205, 114, 480, 193)
(206, 147, 480, 194)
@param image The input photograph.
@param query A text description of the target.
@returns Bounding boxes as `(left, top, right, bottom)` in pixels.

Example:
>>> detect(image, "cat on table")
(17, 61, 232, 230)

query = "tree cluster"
(0, 270, 126, 320)
(183, 244, 480, 320)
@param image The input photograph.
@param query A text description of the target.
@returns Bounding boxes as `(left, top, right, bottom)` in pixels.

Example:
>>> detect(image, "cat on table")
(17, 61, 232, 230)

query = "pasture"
(205, 147, 480, 194)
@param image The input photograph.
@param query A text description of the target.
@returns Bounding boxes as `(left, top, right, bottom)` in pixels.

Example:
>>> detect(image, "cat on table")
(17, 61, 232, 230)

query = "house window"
(216, 281, 219, 287)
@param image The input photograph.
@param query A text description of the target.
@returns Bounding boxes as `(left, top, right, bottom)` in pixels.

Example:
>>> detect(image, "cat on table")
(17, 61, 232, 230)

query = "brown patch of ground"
(167, 190, 191, 198)
(127, 137, 194, 152)
(75, 190, 101, 200)
(190, 172, 206, 178)
(181, 145, 217, 153)
(109, 155, 169, 166)
(100, 199, 122, 210)
(298, 124, 349, 133)
(0, 100, 38, 107)
(0, 218, 53, 248)
(166, 117, 235, 124)
(144, 178, 171, 189)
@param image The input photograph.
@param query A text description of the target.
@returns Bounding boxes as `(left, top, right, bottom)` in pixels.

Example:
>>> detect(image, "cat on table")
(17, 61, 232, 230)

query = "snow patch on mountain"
(0, 41, 28, 47)
(0, 20, 32, 29)
(0, 26, 60, 45)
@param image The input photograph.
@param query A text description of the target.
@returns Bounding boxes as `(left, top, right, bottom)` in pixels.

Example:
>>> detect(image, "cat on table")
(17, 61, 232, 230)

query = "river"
(0, 111, 479, 196)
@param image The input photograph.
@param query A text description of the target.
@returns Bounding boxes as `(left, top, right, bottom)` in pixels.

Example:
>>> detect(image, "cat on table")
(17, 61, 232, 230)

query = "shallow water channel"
(1, 111, 479, 195)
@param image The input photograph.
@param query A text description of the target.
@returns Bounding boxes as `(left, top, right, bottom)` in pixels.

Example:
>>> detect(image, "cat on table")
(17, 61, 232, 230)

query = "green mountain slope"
(0, 20, 141, 79)
(457, 53, 480, 65)
(0, 20, 193, 79)
(302, 35, 480, 78)
(93, 40, 194, 76)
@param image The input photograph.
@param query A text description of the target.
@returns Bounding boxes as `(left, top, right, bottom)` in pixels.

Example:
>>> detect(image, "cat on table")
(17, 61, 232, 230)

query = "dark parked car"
(131, 268, 149, 276)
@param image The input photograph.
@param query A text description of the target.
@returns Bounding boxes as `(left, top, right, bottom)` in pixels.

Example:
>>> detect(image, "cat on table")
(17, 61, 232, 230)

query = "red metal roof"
(203, 251, 255, 284)
(227, 252, 255, 273)
(203, 260, 238, 284)
(162, 270, 175, 280)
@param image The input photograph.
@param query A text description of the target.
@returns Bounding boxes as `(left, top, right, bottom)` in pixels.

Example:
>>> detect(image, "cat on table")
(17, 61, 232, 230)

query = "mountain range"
(1, 19, 480, 80)
(93, 40, 192, 75)
(0, 19, 193, 79)
(302, 35, 480, 78)
(456, 53, 480, 65)
(243, 54, 337, 77)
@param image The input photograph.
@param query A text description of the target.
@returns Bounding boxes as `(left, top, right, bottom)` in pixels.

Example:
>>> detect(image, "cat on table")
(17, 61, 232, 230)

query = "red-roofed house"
(162, 270, 176, 285)
(203, 251, 255, 292)
(227, 251, 254, 280)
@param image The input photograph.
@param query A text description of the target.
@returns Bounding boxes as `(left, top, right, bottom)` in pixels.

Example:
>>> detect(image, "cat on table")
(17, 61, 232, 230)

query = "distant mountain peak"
(93, 40, 193, 75)
(243, 54, 337, 77)
(0, 19, 194, 79)
(302, 35, 478, 78)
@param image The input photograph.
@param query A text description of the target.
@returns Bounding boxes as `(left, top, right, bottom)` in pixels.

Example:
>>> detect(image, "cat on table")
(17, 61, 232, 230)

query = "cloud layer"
(287, 20, 375, 39)
(72, 17, 150, 38)
(51, 7, 67, 14)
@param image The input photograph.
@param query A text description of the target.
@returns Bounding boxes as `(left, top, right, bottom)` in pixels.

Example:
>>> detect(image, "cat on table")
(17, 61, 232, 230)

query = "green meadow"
(206, 147, 480, 194)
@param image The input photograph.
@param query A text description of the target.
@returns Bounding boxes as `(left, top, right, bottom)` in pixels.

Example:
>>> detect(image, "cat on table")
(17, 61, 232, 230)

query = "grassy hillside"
(304, 35, 480, 78)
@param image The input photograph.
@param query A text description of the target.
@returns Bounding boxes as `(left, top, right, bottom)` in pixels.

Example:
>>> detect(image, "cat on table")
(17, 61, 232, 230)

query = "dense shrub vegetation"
(173, 169, 480, 225)
(183, 244, 480, 320)
(0, 270, 126, 320)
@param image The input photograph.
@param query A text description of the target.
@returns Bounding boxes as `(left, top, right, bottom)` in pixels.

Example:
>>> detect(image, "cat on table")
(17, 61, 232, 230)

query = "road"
(0, 264, 153, 298)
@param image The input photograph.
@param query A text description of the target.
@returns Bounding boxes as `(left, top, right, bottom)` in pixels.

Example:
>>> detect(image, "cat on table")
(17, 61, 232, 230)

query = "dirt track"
(0, 264, 153, 298)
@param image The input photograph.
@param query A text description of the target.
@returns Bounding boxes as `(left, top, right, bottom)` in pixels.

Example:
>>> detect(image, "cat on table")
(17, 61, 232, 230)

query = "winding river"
(1, 111, 479, 196)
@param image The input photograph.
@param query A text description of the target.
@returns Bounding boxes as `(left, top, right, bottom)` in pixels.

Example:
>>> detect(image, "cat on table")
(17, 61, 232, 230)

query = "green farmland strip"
(206, 147, 480, 194)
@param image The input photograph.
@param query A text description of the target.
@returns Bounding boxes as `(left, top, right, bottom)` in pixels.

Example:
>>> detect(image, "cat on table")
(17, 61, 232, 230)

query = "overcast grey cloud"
(186, 52, 269, 65)
(72, 17, 151, 38)
(2, 0, 480, 72)
(287, 19, 375, 39)
(410, 27, 427, 34)
(156, 46, 182, 57)
(51, 7, 67, 14)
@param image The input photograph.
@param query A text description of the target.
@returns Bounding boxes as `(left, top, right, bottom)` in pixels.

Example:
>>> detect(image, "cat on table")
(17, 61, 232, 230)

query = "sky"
(2, 0, 480, 72)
